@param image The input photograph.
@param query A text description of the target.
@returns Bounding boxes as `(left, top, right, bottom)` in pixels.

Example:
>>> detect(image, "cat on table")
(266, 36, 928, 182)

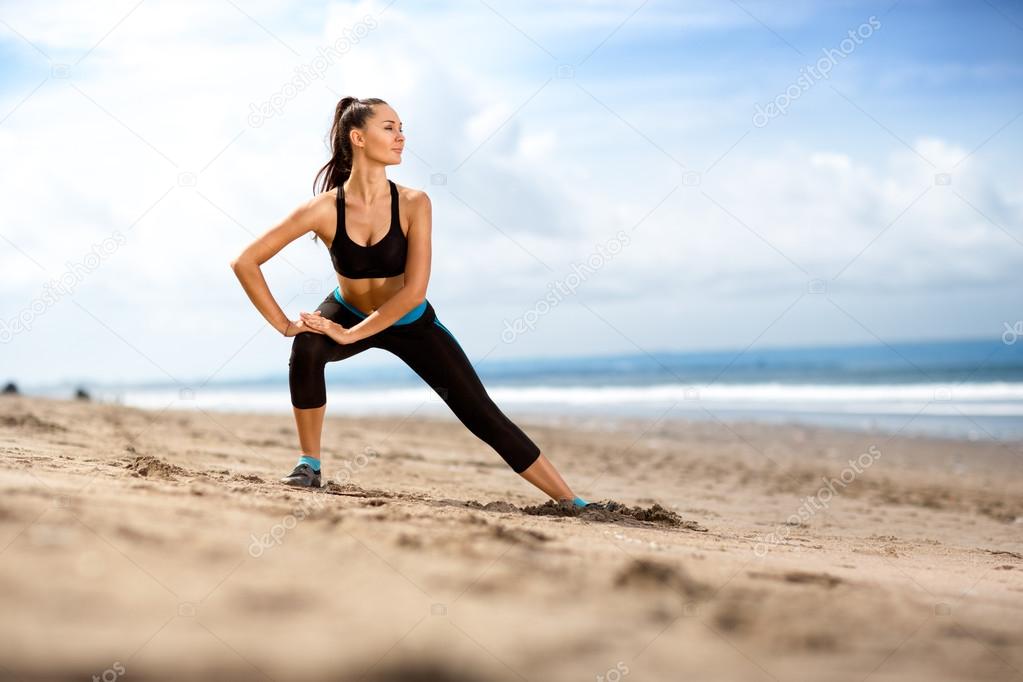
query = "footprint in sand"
(614, 557, 711, 599)
(746, 569, 844, 588)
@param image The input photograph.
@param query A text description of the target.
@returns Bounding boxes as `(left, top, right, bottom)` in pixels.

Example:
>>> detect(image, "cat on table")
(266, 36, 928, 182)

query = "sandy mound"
(121, 453, 188, 479)
(0, 411, 66, 433)
(521, 499, 708, 531)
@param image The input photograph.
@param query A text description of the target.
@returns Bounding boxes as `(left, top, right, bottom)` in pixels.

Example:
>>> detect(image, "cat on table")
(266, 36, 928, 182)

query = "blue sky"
(1, 0, 1021, 388)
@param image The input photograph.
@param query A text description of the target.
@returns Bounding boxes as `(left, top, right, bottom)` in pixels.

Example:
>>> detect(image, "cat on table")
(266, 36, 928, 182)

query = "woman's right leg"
(292, 404, 327, 458)
(288, 292, 376, 462)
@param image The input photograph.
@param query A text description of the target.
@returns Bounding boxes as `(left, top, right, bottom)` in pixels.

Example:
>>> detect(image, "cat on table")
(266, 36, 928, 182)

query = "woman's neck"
(344, 167, 389, 204)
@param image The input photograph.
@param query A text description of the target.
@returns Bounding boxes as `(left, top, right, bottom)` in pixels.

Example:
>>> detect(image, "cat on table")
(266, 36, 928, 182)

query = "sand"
(1, 394, 1021, 681)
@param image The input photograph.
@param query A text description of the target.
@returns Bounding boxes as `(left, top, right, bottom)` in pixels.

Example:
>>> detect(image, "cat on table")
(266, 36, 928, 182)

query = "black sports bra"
(330, 179, 407, 279)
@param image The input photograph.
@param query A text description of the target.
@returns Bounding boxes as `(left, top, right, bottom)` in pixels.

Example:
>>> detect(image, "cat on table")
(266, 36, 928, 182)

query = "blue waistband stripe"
(333, 287, 427, 325)
(332, 287, 463, 349)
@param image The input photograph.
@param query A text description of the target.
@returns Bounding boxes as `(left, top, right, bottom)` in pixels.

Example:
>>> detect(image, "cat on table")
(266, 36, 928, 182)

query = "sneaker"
(280, 463, 321, 488)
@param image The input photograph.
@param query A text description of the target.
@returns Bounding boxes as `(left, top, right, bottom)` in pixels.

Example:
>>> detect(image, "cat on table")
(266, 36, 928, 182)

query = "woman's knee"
(436, 384, 491, 423)
(288, 333, 332, 408)
(452, 394, 512, 440)
(289, 331, 332, 368)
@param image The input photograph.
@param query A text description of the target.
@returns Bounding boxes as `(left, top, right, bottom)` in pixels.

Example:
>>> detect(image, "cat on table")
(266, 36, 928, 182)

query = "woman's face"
(355, 105, 405, 166)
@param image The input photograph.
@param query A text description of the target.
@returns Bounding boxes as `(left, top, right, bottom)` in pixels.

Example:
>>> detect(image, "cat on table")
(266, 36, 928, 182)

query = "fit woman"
(230, 96, 588, 507)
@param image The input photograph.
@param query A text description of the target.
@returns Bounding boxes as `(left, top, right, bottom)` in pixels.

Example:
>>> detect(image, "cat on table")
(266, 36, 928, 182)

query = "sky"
(1, 0, 1022, 388)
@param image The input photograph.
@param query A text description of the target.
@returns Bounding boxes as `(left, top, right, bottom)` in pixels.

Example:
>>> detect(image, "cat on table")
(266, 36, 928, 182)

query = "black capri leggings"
(288, 288, 542, 474)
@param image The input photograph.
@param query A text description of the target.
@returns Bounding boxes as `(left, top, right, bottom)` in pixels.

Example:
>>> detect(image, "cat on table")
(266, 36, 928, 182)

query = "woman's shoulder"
(393, 182, 431, 210)
(304, 186, 341, 242)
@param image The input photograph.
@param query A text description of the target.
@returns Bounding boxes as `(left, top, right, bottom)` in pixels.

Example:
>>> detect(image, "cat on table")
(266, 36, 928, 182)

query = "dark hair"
(311, 96, 387, 243)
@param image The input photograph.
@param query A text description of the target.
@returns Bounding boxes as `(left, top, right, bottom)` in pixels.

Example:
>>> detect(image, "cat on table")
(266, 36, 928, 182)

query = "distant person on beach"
(231, 96, 588, 507)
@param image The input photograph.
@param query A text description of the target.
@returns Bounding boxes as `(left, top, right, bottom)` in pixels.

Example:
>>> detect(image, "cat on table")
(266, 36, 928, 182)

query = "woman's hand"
(281, 318, 322, 337)
(300, 311, 351, 344)
(280, 319, 306, 337)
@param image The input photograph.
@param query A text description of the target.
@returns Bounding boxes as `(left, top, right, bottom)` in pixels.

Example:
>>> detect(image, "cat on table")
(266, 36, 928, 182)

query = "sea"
(38, 337, 1023, 443)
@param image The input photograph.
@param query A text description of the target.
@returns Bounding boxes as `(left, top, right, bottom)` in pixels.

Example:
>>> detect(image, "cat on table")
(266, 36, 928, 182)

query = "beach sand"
(1, 394, 1021, 681)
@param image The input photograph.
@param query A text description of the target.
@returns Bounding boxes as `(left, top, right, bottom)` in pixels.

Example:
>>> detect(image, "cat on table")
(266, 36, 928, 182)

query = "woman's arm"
(302, 189, 433, 344)
(230, 194, 331, 336)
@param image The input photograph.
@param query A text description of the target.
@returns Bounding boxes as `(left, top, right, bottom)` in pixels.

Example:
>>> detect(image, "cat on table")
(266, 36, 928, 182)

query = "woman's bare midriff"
(334, 273, 405, 316)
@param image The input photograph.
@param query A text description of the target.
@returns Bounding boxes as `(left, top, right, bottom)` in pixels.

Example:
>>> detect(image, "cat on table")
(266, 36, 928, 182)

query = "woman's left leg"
(379, 303, 582, 502)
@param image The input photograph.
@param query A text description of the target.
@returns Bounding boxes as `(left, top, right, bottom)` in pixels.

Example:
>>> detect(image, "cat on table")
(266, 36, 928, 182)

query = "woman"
(230, 96, 588, 507)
